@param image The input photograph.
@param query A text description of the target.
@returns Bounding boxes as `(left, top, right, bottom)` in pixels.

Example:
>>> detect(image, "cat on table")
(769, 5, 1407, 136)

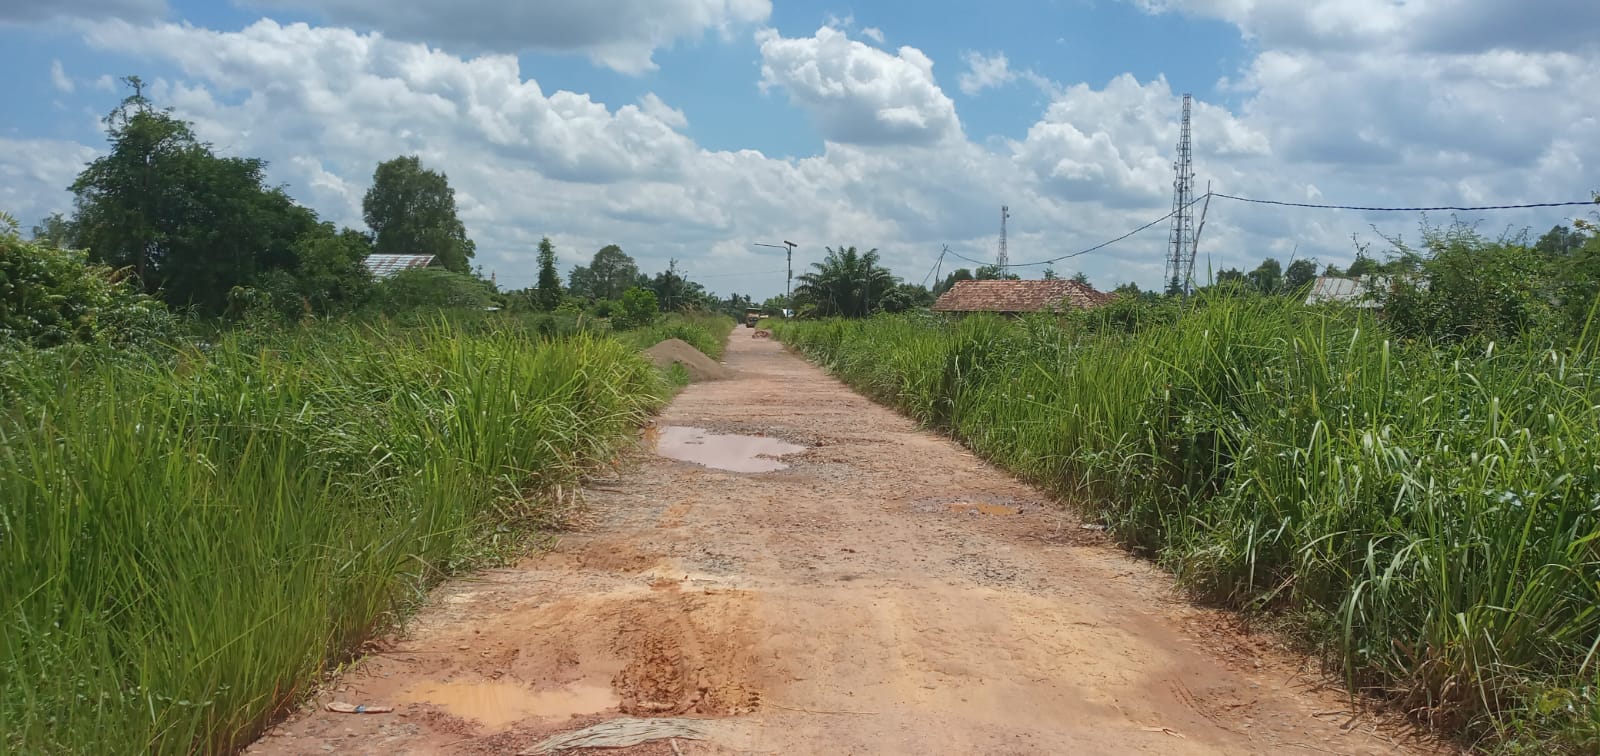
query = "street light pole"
(754, 241, 798, 305)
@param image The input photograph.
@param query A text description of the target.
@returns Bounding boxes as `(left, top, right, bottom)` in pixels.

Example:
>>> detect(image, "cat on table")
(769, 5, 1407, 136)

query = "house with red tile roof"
(931, 279, 1113, 314)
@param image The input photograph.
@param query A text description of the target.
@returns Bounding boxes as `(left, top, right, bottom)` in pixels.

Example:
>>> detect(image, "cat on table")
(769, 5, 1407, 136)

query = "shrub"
(1375, 225, 1560, 344)
(0, 216, 177, 348)
(615, 286, 659, 330)
(371, 268, 494, 315)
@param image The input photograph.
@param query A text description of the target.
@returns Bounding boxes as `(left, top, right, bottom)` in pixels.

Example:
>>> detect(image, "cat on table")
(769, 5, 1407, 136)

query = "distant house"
(1304, 275, 1423, 308)
(363, 254, 439, 280)
(932, 280, 1114, 315)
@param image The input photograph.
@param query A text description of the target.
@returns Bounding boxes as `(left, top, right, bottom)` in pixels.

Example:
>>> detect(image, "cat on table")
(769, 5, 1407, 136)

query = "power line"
(1210, 193, 1598, 213)
(946, 191, 1595, 272)
(948, 193, 1209, 270)
(682, 267, 788, 280)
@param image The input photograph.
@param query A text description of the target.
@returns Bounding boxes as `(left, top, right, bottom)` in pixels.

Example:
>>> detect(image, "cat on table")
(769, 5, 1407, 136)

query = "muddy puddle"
(397, 680, 617, 730)
(652, 426, 805, 473)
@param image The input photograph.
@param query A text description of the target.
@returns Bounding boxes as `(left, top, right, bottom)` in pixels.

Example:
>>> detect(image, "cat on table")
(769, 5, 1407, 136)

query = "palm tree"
(792, 246, 898, 318)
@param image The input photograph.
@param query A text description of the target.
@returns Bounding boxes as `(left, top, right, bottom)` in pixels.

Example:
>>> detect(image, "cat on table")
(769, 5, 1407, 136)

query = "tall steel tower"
(998, 205, 1010, 269)
(1165, 94, 1196, 295)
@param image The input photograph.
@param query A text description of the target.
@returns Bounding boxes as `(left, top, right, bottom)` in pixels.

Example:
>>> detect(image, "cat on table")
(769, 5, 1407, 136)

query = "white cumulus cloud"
(756, 26, 962, 146)
(7, 5, 1595, 298)
(246, 0, 772, 73)
(958, 51, 1017, 95)
(49, 60, 74, 93)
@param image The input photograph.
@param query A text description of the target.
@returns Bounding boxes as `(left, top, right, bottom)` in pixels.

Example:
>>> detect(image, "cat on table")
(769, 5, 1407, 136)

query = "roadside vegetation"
(1, 81, 734, 753)
(777, 219, 1600, 751)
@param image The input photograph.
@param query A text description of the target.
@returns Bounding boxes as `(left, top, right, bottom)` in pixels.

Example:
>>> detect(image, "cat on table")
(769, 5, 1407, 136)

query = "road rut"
(249, 331, 1432, 755)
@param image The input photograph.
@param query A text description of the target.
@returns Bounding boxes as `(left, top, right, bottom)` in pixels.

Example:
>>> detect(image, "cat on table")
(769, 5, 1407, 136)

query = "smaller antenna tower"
(998, 205, 1010, 269)
(1165, 94, 1196, 295)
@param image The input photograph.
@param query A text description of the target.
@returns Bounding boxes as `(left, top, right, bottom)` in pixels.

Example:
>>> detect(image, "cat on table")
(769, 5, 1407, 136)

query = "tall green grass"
(0, 319, 669, 753)
(777, 301, 1600, 750)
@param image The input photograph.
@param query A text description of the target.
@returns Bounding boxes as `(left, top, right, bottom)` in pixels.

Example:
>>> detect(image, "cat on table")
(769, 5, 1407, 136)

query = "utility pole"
(754, 241, 798, 302)
(998, 205, 1010, 270)
(1165, 93, 1196, 296)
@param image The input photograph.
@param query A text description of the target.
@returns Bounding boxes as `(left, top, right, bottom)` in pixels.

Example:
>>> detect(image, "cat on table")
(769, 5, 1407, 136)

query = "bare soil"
(644, 338, 732, 382)
(248, 332, 1444, 755)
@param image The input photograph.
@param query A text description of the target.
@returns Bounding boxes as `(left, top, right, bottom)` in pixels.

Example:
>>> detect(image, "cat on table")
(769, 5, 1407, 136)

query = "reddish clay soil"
(247, 331, 1444, 755)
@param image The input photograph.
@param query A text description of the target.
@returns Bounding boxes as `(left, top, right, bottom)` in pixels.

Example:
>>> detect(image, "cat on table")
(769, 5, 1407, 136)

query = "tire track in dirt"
(248, 330, 1442, 755)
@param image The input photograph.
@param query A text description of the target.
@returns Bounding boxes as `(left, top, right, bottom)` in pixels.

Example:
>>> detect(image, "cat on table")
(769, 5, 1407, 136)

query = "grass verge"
(1, 318, 669, 753)
(775, 301, 1600, 751)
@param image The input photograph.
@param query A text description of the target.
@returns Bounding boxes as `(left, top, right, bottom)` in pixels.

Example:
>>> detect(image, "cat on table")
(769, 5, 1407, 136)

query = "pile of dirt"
(643, 339, 732, 382)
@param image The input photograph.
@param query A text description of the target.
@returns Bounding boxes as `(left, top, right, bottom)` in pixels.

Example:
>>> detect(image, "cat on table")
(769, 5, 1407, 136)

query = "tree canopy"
(362, 155, 475, 273)
(534, 237, 563, 311)
(568, 244, 639, 301)
(69, 80, 318, 315)
(793, 246, 899, 318)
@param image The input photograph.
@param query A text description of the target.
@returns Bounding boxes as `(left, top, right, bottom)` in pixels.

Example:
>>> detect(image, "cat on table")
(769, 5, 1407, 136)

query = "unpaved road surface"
(250, 333, 1435, 755)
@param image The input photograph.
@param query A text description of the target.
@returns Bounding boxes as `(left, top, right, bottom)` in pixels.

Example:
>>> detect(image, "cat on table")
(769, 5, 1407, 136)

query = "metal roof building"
(932, 280, 1114, 314)
(1303, 276, 1422, 308)
(363, 254, 438, 280)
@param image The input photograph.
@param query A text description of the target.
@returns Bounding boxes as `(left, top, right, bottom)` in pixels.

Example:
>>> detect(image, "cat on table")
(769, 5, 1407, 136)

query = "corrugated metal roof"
(1305, 276, 1371, 306)
(932, 280, 1113, 313)
(1304, 276, 1424, 308)
(363, 254, 438, 279)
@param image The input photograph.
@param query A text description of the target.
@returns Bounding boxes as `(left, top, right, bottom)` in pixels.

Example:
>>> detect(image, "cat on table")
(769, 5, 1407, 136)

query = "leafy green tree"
(1246, 258, 1283, 294)
(70, 79, 317, 315)
(1069, 271, 1091, 286)
(1534, 225, 1587, 257)
(1322, 263, 1345, 277)
(292, 225, 374, 317)
(644, 260, 711, 312)
(1346, 253, 1381, 278)
(720, 292, 756, 319)
(934, 268, 973, 295)
(793, 245, 898, 318)
(615, 286, 659, 329)
(534, 237, 563, 311)
(878, 283, 934, 313)
(1213, 268, 1245, 287)
(1284, 258, 1319, 293)
(30, 213, 73, 249)
(761, 294, 792, 314)
(975, 264, 1020, 281)
(1042, 267, 1057, 281)
(363, 155, 475, 273)
(568, 244, 639, 301)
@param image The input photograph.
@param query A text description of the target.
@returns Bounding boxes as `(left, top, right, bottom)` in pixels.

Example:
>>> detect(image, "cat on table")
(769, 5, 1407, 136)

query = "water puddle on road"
(652, 426, 806, 473)
(397, 680, 618, 730)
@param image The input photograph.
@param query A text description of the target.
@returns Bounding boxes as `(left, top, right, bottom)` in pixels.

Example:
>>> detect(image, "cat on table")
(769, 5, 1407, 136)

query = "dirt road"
(250, 332, 1431, 755)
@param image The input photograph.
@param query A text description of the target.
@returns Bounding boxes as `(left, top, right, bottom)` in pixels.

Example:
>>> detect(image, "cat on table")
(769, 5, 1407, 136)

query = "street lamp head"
(783, 240, 795, 247)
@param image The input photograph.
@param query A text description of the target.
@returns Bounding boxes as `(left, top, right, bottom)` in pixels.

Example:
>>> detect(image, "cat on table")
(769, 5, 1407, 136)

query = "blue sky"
(2, 0, 1596, 296)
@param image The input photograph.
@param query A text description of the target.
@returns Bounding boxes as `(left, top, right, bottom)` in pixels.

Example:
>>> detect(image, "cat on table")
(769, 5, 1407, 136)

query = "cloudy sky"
(2, 0, 1596, 296)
